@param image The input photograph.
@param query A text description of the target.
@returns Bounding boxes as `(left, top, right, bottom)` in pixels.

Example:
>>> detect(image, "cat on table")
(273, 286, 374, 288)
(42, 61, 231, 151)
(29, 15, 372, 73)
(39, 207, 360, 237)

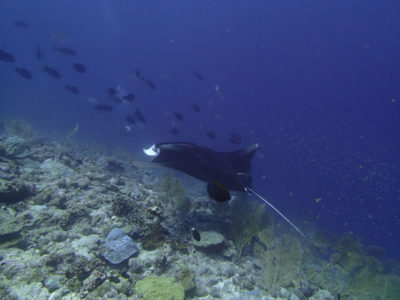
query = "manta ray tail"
(244, 186, 306, 238)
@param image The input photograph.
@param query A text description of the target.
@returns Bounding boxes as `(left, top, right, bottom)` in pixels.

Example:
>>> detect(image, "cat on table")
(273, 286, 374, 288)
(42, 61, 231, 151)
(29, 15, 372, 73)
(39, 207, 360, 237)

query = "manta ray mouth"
(143, 144, 159, 156)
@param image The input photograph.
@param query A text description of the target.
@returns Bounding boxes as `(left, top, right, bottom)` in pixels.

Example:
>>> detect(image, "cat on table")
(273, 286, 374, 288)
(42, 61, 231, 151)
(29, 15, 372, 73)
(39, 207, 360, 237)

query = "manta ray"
(143, 142, 306, 238)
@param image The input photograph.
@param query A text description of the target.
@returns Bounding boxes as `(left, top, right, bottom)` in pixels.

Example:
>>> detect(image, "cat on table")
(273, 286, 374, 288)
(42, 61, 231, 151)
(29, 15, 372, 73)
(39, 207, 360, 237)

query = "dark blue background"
(1, 0, 399, 257)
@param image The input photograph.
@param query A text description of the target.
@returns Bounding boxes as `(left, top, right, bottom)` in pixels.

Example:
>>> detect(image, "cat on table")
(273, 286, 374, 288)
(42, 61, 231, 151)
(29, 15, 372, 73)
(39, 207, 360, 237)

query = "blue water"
(1, 1, 399, 258)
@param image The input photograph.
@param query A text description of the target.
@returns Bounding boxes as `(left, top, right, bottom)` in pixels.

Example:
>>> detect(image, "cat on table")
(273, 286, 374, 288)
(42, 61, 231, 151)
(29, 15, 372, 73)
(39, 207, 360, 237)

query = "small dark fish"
(123, 94, 135, 102)
(73, 63, 85, 73)
(206, 131, 216, 140)
(107, 88, 117, 97)
(192, 104, 200, 113)
(15, 67, 32, 79)
(170, 128, 179, 135)
(14, 20, 28, 28)
(0, 49, 15, 63)
(36, 45, 44, 60)
(337, 294, 340, 300)
(207, 182, 231, 202)
(191, 227, 201, 241)
(44, 65, 61, 79)
(54, 46, 77, 56)
(174, 112, 183, 121)
(228, 133, 242, 145)
(142, 78, 156, 90)
(135, 70, 141, 78)
(107, 88, 122, 103)
(94, 104, 113, 112)
(126, 115, 136, 125)
(192, 70, 203, 80)
(111, 97, 122, 104)
(135, 109, 146, 124)
(65, 85, 79, 94)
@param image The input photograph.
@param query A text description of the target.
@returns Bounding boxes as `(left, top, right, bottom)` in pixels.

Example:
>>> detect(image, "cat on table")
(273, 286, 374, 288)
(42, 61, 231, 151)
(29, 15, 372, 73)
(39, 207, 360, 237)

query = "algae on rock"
(135, 276, 185, 300)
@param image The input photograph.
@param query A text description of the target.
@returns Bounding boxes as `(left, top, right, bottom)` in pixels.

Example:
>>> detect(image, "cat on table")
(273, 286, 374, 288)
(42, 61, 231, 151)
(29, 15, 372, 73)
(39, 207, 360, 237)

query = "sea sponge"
(135, 276, 184, 300)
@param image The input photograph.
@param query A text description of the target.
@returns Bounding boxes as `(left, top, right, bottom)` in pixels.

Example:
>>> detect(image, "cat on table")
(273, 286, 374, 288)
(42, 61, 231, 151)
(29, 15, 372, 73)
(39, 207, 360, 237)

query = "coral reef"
(0, 121, 399, 299)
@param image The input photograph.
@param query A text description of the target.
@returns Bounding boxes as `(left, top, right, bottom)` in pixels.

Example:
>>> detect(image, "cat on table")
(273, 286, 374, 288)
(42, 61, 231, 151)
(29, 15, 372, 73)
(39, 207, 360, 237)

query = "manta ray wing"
(144, 142, 258, 191)
(143, 142, 307, 238)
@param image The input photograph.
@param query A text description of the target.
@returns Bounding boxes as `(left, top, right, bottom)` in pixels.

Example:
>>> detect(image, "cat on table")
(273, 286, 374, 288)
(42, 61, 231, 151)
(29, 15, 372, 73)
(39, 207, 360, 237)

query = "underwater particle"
(73, 63, 86, 73)
(315, 198, 322, 203)
(0, 49, 16, 63)
(103, 228, 139, 264)
(215, 84, 222, 95)
(391, 98, 396, 103)
(207, 182, 231, 202)
(15, 67, 32, 79)
(43, 65, 61, 79)
(191, 227, 201, 241)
